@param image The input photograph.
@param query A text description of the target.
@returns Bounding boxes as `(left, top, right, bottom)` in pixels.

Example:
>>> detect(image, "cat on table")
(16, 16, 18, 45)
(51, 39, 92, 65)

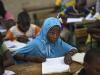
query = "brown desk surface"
(6, 62, 82, 75)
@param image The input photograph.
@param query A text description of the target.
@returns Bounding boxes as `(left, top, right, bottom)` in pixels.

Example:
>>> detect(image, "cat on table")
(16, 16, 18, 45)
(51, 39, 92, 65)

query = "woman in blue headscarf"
(13, 17, 77, 64)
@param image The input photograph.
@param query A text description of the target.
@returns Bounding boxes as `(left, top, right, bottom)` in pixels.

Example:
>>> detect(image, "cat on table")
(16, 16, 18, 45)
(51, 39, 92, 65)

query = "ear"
(83, 62, 88, 69)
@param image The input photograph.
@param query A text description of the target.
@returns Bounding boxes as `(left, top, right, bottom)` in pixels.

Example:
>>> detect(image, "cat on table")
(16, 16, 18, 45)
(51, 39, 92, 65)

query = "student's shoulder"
(31, 24, 40, 28)
(9, 25, 17, 31)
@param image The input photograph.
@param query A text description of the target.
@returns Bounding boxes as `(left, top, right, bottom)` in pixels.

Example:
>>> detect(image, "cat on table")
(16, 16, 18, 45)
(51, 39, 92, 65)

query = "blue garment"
(14, 17, 76, 58)
(64, 6, 89, 17)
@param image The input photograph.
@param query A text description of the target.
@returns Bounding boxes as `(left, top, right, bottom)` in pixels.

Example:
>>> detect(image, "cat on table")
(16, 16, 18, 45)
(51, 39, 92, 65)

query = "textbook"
(42, 57, 70, 74)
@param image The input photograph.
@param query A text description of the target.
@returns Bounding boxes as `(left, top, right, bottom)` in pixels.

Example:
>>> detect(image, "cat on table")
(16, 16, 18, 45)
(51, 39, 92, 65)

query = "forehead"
(49, 26, 60, 31)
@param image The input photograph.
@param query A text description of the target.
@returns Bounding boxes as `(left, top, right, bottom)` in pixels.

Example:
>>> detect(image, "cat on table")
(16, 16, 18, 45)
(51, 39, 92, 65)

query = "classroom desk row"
(6, 62, 82, 75)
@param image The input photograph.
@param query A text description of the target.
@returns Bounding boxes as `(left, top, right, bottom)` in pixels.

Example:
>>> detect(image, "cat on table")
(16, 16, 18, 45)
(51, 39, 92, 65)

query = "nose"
(53, 34, 57, 38)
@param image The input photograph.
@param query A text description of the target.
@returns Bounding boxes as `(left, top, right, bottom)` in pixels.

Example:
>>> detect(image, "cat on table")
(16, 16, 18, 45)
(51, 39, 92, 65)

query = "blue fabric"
(14, 17, 76, 58)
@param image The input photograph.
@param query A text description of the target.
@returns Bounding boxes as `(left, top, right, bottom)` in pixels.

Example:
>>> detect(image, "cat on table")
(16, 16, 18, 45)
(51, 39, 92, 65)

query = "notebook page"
(42, 57, 70, 74)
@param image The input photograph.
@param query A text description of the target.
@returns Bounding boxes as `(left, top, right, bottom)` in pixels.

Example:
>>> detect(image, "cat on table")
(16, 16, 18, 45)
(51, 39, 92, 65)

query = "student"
(6, 11, 40, 43)
(62, 0, 89, 17)
(0, 0, 14, 20)
(76, 48, 100, 75)
(58, 14, 72, 44)
(0, 32, 15, 67)
(0, 0, 15, 32)
(13, 17, 77, 64)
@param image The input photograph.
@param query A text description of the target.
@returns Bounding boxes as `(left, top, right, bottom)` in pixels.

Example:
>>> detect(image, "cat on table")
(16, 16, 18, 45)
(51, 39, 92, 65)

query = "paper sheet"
(4, 40, 26, 52)
(72, 53, 85, 64)
(42, 57, 70, 74)
(85, 13, 94, 20)
(93, 12, 100, 18)
(4, 41, 15, 48)
(85, 12, 100, 20)
(3, 70, 15, 75)
(67, 17, 84, 23)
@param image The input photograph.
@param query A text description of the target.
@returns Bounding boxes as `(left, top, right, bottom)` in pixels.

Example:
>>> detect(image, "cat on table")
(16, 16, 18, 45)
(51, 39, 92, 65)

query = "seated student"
(0, 1, 14, 21)
(76, 48, 100, 75)
(0, 32, 15, 67)
(13, 17, 77, 64)
(0, 0, 15, 31)
(61, 0, 89, 17)
(58, 14, 72, 44)
(6, 11, 40, 43)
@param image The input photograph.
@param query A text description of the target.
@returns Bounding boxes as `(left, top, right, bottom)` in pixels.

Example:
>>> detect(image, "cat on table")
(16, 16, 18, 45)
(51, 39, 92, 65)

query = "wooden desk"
(6, 62, 82, 75)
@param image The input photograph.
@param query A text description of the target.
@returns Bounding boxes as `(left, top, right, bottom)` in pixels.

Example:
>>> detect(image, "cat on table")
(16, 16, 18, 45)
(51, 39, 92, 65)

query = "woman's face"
(47, 26, 61, 43)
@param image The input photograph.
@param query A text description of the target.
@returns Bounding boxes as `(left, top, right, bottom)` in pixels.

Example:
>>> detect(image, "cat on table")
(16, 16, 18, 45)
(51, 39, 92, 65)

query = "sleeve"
(13, 39, 45, 57)
(6, 30, 15, 40)
(61, 40, 77, 52)
(14, 41, 34, 55)
(34, 25, 40, 35)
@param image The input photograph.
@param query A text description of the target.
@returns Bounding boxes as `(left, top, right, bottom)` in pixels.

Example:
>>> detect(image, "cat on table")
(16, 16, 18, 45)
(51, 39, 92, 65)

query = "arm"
(64, 49, 78, 65)
(14, 54, 46, 63)
(3, 50, 15, 67)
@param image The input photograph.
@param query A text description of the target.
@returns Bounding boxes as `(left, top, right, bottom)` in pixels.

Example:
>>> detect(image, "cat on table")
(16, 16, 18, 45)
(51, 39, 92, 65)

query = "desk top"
(7, 62, 82, 75)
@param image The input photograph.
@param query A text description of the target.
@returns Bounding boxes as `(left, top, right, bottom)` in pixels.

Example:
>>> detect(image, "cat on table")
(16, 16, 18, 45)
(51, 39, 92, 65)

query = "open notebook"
(72, 53, 85, 64)
(42, 57, 70, 74)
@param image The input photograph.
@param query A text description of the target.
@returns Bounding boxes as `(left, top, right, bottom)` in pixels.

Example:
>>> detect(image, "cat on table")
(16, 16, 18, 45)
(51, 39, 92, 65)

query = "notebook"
(42, 57, 70, 74)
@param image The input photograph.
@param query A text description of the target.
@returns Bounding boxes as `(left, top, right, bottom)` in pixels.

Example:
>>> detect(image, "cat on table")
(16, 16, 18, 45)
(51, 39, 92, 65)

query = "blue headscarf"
(14, 17, 76, 58)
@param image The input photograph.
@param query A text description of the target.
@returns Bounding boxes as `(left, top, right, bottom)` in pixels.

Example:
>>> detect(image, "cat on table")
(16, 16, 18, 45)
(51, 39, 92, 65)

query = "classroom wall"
(3, 0, 97, 25)
(3, 0, 97, 18)
(3, 0, 55, 19)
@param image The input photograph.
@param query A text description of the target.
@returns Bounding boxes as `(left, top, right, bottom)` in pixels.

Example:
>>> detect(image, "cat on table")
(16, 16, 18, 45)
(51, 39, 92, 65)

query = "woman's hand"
(64, 49, 78, 65)
(64, 54, 72, 65)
